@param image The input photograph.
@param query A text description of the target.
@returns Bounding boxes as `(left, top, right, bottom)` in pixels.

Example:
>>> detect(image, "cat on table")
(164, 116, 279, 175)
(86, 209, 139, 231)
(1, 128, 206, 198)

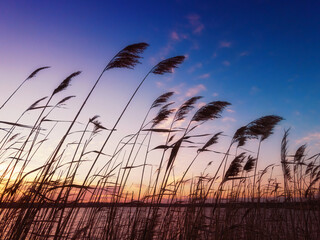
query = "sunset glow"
(0, 1, 319, 239)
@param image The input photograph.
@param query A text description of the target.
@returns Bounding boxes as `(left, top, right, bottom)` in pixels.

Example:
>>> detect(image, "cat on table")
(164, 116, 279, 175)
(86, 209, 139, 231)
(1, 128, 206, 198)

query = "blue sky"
(0, 0, 319, 180)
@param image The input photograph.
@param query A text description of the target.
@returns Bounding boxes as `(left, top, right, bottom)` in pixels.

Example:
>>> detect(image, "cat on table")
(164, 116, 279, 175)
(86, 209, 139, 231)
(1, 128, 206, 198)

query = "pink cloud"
(220, 41, 232, 48)
(222, 60, 230, 66)
(197, 102, 206, 109)
(212, 92, 219, 97)
(169, 83, 185, 94)
(155, 81, 164, 88)
(187, 14, 205, 34)
(171, 31, 180, 40)
(294, 111, 301, 116)
(149, 57, 158, 65)
(186, 84, 206, 97)
(222, 117, 236, 122)
(188, 62, 202, 73)
(159, 43, 173, 58)
(194, 25, 204, 34)
(181, 34, 188, 39)
(296, 132, 320, 145)
(240, 51, 249, 56)
(250, 86, 260, 95)
(197, 73, 210, 79)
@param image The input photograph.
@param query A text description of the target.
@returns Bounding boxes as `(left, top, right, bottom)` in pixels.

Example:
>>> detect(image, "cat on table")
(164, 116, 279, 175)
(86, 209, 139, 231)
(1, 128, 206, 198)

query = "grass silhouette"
(0, 43, 319, 239)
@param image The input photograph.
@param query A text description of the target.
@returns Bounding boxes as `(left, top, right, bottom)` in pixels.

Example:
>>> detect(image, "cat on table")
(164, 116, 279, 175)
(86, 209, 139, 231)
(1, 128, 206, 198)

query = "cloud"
(240, 51, 249, 56)
(159, 43, 173, 58)
(222, 60, 230, 66)
(171, 31, 180, 40)
(197, 102, 206, 109)
(226, 108, 235, 113)
(155, 81, 164, 88)
(212, 92, 219, 97)
(157, 40, 176, 58)
(149, 57, 158, 66)
(220, 41, 232, 48)
(186, 84, 206, 97)
(170, 31, 188, 41)
(197, 73, 210, 79)
(188, 62, 202, 73)
(191, 41, 200, 50)
(250, 86, 260, 95)
(294, 111, 301, 116)
(169, 83, 185, 94)
(296, 132, 320, 145)
(187, 14, 205, 34)
(288, 74, 299, 83)
(222, 117, 236, 122)
(194, 25, 204, 34)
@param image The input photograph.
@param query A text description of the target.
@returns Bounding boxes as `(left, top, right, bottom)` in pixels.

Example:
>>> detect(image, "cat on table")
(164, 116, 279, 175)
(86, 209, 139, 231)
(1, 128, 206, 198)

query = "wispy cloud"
(296, 132, 320, 145)
(191, 41, 200, 50)
(171, 31, 180, 40)
(197, 101, 206, 109)
(159, 43, 173, 58)
(188, 62, 202, 73)
(222, 60, 230, 66)
(226, 108, 235, 113)
(186, 84, 206, 97)
(170, 31, 188, 41)
(169, 83, 185, 94)
(294, 111, 301, 116)
(197, 73, 210, 79)
(149, 57, 158, 66)
(222, 117, 236, 122)
(240, 51, 249, 56)
(220, 41, 232, 48)
(187, 14, 204, 34)
(155, 81, 164, 88)
(250, 86, 260, 95)
(212, 92, 219, 97)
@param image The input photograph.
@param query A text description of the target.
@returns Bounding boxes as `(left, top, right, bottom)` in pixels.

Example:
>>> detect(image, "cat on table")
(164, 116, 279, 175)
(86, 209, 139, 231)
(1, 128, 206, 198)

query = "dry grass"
(0, 43, 319, 240)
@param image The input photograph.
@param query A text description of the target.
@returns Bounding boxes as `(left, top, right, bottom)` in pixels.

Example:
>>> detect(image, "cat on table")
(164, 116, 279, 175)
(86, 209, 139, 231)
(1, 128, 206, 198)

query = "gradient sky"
(1, 0, 320, 183)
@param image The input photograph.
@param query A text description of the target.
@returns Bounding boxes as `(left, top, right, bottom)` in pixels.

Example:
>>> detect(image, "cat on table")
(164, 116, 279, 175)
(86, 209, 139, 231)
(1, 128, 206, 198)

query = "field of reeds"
(0, 43, 319, 240)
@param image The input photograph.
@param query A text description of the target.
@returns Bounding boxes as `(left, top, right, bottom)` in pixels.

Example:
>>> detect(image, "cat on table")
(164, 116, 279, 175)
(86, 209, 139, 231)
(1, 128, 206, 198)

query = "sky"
(0, 0, 320, 185)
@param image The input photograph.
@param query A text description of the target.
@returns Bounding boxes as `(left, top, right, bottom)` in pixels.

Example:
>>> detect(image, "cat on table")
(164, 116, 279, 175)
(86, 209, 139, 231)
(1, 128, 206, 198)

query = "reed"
(0, 43, 319, 240)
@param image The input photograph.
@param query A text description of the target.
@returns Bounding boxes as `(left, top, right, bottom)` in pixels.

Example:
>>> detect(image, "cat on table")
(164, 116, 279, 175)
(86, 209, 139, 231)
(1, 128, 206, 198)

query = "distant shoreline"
(1, 201, 319, 209)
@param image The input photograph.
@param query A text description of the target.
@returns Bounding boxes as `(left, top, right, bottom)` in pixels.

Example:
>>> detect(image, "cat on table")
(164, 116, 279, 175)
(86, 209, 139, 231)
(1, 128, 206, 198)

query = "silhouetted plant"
(0, 43, 319, 240)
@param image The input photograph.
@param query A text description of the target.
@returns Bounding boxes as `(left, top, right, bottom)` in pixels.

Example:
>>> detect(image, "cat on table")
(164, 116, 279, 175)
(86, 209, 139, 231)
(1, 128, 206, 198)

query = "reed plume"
(27, 97, 49, 111)
(0, 66, 50, 110)
(52, 72, 81, 96)
(1, 44, 319, 240)
(152, 103, 175, 128)
(104, 43, 149, 71)
(281, 129, 291, 200)
(247, 115, 284, 141)
(174, 96, 202, 122)
(151, 56, 185, 75)
(223, 153, 245, 182)
(243, 155, 256, 172)
(151, 92, 175, 108)
(198, 132, 222, 152)
(191, 101, 230, 122)
(294, 144, 307, 163)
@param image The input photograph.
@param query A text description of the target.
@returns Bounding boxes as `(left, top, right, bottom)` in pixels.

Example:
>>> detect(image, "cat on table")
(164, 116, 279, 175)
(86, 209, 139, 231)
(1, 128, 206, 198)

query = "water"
(0, 205, 319, 239)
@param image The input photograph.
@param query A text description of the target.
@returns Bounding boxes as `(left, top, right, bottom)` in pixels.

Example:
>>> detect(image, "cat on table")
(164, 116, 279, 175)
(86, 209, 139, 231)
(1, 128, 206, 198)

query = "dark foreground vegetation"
(0, 43, 319, 239)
